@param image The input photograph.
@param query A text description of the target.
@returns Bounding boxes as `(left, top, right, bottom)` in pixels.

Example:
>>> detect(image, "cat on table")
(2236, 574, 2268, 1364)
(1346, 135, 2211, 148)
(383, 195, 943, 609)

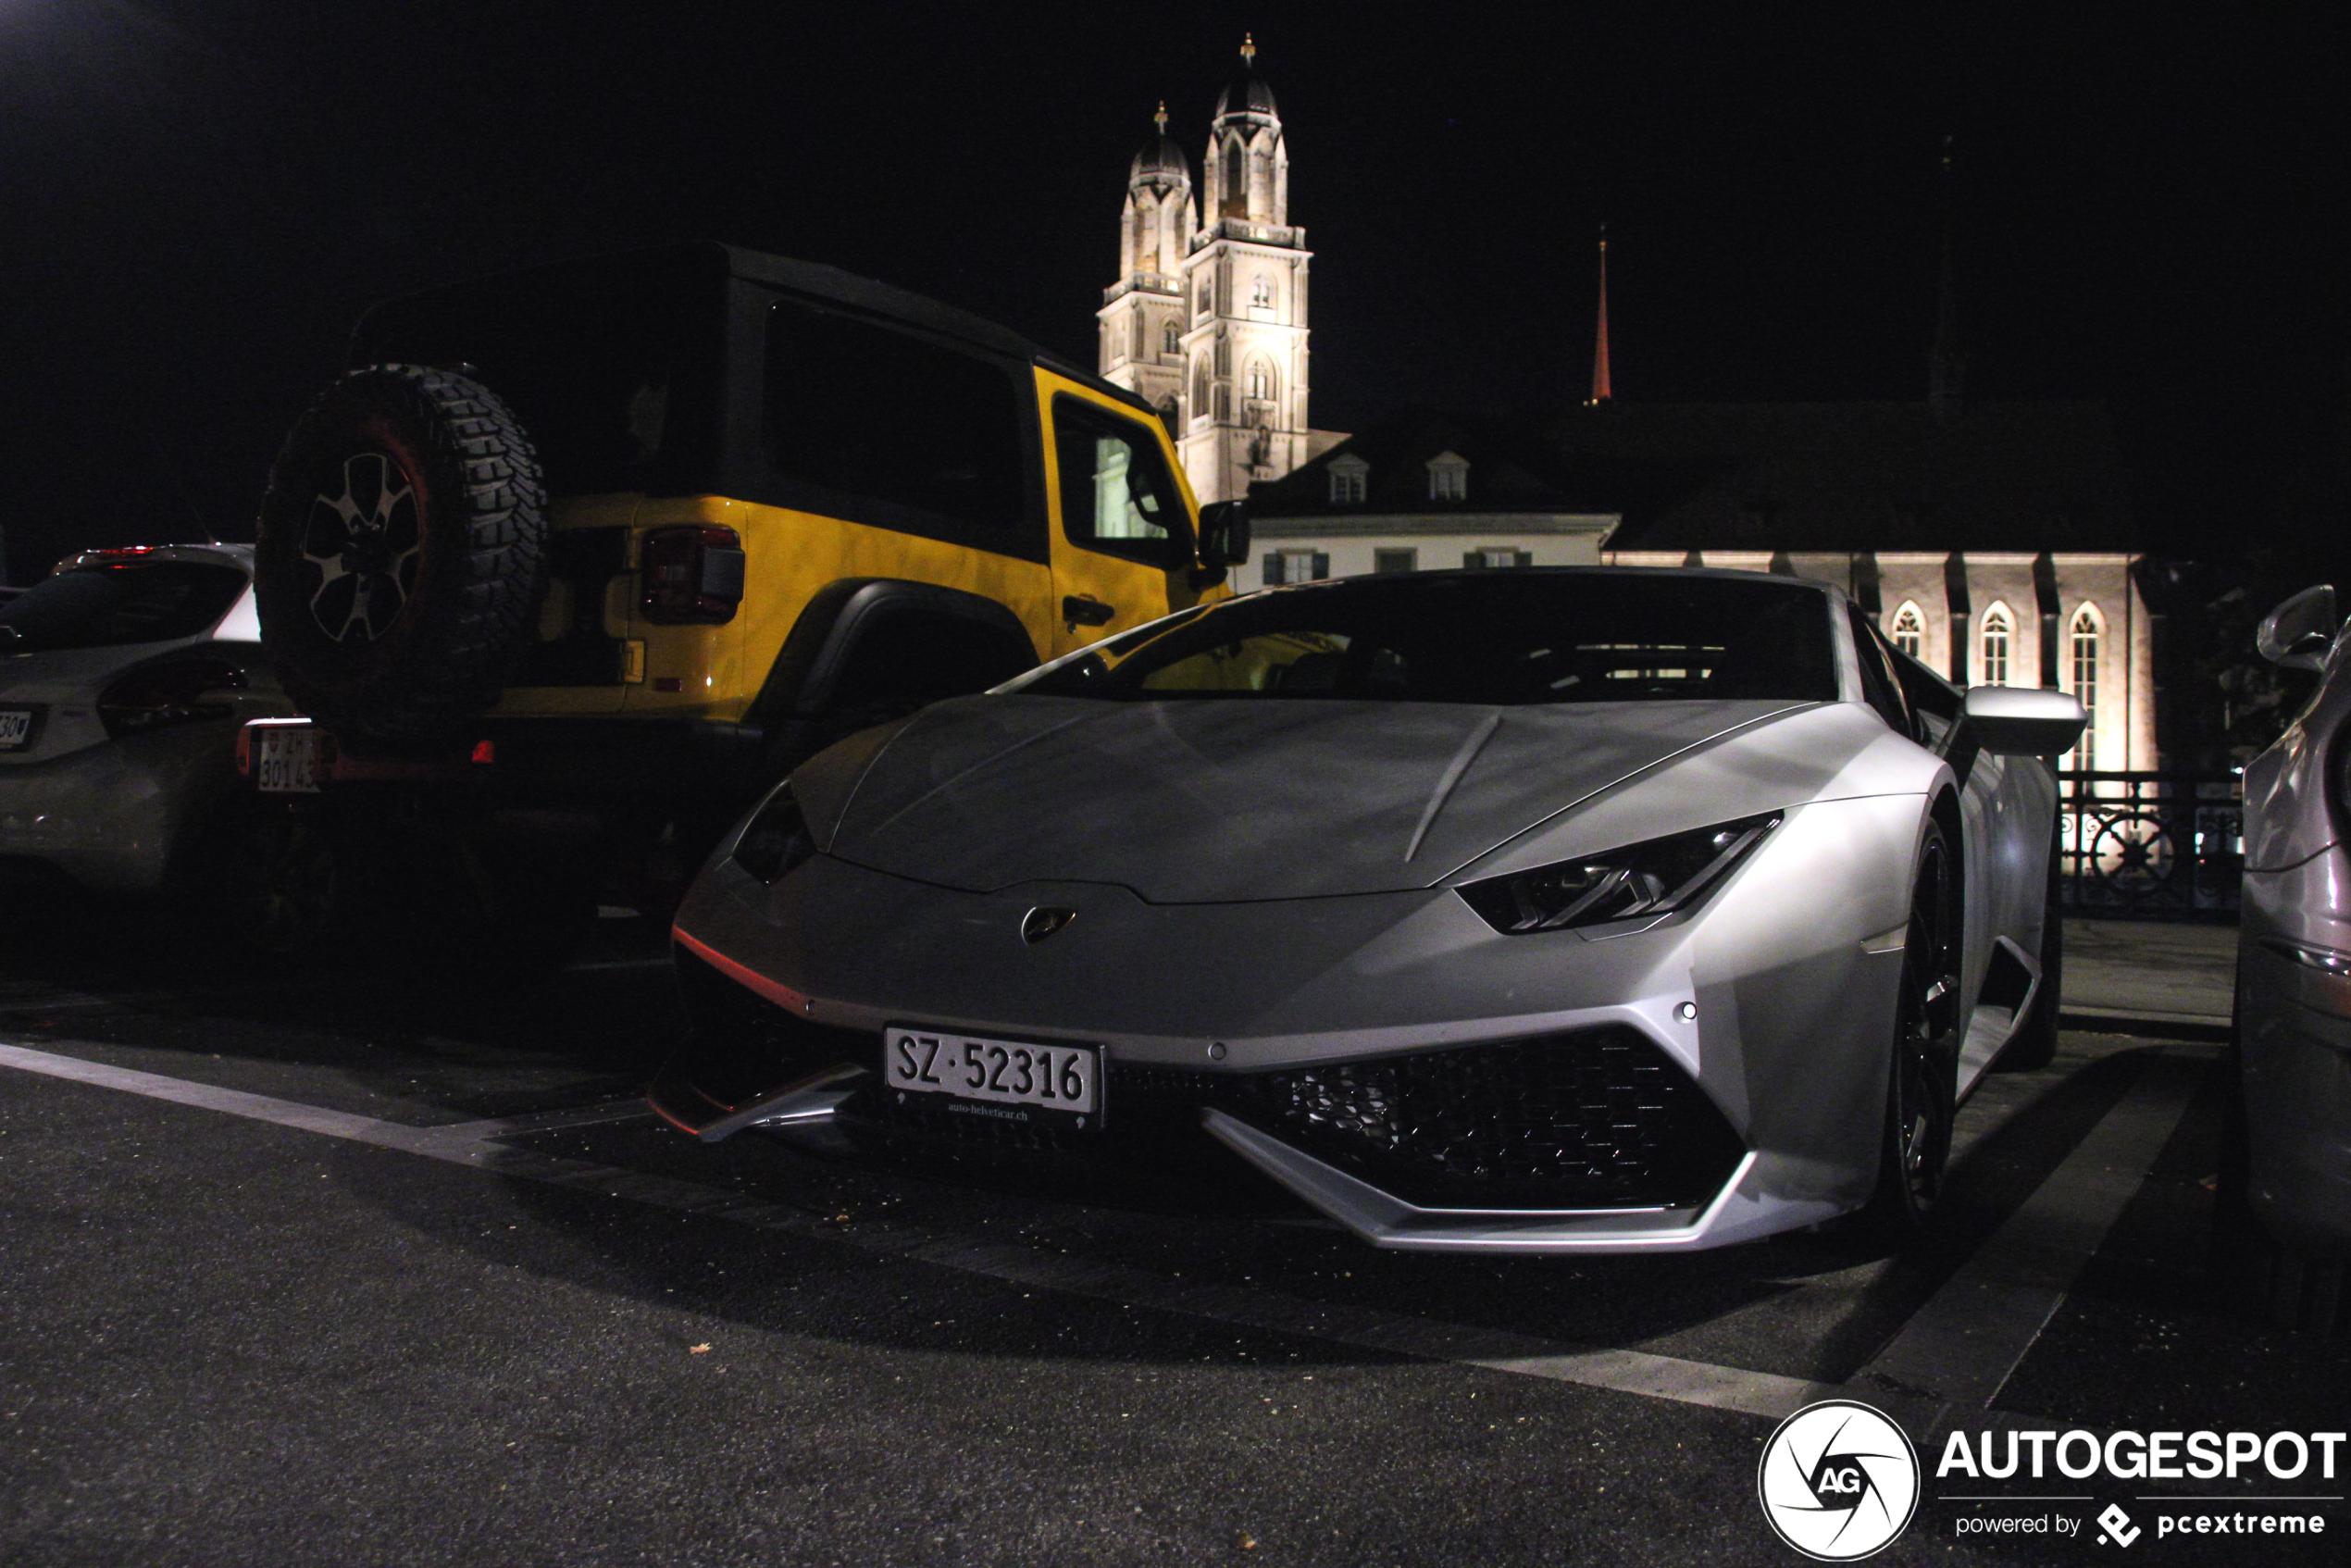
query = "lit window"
(1889, 602, 1924, 658)
(2068, 604, 2101, 769)
(1979, 603, 2012, 686)
(1262, 548, 1323, 586)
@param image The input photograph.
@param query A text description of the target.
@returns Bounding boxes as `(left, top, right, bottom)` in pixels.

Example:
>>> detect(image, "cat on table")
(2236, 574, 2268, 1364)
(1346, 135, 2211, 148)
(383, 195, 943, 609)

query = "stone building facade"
(1252, 401, 2158, 771)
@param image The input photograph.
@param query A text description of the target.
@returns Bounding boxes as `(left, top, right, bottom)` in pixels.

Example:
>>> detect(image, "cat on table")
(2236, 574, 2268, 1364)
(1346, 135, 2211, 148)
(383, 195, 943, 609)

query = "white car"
(657, 569, 2085, 1252)
(0, 544, 299, 934)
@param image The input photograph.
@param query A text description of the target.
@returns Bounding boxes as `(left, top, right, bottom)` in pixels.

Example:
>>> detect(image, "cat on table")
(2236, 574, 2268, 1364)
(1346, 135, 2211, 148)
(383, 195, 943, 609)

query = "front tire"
(1860, 817, 1962, 1244)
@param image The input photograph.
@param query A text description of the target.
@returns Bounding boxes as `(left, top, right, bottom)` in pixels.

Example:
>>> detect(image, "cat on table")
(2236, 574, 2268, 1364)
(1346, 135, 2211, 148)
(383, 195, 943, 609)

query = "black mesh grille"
(1207, 1027, 1745, 1211)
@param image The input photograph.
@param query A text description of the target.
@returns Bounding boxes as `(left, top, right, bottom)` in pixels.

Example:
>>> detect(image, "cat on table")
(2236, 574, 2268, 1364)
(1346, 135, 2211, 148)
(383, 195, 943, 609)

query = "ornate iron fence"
(2054, 771, 2242, 922)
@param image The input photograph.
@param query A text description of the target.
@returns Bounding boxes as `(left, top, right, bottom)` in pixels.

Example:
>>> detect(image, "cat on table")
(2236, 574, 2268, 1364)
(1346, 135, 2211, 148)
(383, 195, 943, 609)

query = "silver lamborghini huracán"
(652, 569, 2084, 1252)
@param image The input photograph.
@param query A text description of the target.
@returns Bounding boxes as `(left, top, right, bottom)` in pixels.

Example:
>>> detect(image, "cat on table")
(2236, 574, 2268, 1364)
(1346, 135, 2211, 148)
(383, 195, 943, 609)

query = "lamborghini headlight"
(1456, 811, 1782, 934)
(731, 785, 816, 884)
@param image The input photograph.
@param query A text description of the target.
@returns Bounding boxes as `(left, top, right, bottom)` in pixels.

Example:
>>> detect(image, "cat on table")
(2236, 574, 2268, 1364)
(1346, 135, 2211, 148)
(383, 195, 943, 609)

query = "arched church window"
(1224, 138, 1246, 209)
(1163, 321, 1180, 357)
(2068, 604, 2102, 769)
(1246, 358, 1274, 402)
(1214, 384, 1231, 421)
(1129, 309, 1144, 363)
(1190, 357, 1210, 423)
(1979, 604, 2013, 687)
(1251, 275, 1273, 308)
(1889, 602, 1924, 659)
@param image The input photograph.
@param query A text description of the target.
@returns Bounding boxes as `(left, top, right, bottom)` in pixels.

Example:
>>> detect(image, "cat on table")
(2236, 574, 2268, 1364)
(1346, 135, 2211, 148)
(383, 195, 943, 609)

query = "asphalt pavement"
(1, 909, 2344, 1567)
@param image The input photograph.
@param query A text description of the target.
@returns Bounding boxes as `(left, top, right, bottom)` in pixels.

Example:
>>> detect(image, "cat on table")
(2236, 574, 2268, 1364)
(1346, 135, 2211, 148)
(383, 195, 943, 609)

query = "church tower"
(1096, 103, 1196, 439)
(1101, 37, 1314, 504)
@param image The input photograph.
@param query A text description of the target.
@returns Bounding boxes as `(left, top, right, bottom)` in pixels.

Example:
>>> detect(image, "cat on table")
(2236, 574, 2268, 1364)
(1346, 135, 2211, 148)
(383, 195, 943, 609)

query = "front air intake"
(1126, 1027, 1746, 1212)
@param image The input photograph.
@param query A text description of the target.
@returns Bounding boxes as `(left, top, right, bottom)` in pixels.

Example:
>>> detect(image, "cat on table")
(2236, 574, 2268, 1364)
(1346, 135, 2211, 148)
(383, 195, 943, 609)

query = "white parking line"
(1857, 1046, 2211, 1410)
(0, 1035, 2200, 1432)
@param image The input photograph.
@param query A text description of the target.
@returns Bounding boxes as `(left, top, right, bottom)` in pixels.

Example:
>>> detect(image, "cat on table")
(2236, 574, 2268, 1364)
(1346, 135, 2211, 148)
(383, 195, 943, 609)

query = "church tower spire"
(1587, 227, 1613, 405)
(1095, 103, 1197, 435)
(1170, 35, 1312, 504)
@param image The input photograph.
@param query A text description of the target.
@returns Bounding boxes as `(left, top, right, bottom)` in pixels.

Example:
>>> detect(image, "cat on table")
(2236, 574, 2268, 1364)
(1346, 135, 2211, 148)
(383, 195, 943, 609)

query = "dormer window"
(1427, 451, 1470, 503)
(1327, 454, 1368, 506)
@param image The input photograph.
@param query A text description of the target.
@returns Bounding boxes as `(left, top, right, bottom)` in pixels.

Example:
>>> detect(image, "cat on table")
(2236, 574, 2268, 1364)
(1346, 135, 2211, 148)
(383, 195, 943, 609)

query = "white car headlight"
(1457, 811, 1781, 934)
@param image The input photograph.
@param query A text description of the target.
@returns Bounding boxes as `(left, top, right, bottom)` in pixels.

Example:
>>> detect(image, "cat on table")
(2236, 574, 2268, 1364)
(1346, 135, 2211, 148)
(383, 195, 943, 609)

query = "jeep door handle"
(1062, 595, 1116, 628)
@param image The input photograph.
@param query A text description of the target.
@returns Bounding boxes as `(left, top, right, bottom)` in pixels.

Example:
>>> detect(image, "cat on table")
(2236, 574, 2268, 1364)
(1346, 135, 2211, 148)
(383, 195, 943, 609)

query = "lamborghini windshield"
(1007, 571, 1839, 704)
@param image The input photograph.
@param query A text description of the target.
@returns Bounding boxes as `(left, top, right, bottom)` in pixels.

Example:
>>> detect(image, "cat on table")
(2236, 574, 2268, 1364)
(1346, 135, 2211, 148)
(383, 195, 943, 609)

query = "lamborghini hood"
(808, 694, 1814, 903)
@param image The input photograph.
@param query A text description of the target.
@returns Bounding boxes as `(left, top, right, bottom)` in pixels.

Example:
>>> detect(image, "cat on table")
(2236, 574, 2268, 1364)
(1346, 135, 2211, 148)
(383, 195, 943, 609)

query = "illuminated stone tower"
(1100, 37, 1314, 504)
(1095, 102, 1196, 439)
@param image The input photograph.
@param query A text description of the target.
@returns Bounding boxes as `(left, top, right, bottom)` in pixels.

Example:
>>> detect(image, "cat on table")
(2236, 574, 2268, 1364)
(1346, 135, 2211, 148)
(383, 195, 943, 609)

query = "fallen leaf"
(689, 1343, 713, 1354)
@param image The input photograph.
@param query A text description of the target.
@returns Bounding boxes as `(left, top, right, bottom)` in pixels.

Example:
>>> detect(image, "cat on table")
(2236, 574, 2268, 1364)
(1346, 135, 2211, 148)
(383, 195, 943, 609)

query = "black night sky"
(2, 3, 2344, 582)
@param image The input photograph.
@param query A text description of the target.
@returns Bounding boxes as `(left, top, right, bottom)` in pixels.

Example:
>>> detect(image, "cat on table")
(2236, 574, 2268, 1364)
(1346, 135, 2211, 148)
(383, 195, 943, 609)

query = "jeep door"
(1041, 383, 1200, 658)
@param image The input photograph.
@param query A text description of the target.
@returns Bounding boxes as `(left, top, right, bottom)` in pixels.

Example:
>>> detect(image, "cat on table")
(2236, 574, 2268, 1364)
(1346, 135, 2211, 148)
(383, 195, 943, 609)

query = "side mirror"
(2256, 584, 2338, 673)
(1961, 686, 2087, 757)
(1197, 500, 1250, 568)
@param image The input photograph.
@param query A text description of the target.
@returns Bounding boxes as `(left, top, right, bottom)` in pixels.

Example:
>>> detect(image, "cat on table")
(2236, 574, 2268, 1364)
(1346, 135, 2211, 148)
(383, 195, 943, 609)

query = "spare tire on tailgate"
(256, 365, 548, 743)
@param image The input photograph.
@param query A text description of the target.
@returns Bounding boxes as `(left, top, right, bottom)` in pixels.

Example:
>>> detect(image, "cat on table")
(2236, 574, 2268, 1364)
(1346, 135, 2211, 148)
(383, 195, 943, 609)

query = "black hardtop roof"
(354, 241, 1156, 417)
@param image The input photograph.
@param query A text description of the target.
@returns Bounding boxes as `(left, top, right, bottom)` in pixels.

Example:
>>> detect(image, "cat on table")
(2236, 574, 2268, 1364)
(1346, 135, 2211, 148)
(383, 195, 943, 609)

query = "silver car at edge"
(652, 568, 2084, 1252)
(0, 543, 292, 906)
(2232, 583, 2351, 1324)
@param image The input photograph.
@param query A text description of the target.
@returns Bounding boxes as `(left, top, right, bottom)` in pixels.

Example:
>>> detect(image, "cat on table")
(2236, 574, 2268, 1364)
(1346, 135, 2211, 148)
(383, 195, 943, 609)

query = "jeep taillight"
(640, 526, 745, 626)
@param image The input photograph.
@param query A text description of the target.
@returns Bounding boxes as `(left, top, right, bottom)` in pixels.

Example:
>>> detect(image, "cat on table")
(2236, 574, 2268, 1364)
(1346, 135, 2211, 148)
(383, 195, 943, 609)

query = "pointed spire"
(1587, 227, 1613, 405)
(1240, 32, 1257, 66)
(1153, 100, 1168, 137)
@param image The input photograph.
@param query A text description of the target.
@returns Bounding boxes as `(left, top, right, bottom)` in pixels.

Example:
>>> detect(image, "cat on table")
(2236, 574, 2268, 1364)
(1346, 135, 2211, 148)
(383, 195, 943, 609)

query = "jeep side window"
(1053, 400, 1187, 567)
(762, 299, 1026, 548)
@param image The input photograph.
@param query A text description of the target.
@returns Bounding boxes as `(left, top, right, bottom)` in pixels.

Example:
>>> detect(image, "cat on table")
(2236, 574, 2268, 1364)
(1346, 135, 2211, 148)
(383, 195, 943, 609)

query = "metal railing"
(2055, 771, 2243, 922)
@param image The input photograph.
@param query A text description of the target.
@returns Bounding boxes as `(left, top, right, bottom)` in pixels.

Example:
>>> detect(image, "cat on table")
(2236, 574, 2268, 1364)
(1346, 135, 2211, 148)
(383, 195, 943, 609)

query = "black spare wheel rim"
(255, 365, 548, 743)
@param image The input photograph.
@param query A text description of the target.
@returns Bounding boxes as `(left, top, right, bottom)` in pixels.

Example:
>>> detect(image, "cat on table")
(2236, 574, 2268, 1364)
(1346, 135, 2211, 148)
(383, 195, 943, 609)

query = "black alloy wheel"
(1862, 818, 1963, 1242)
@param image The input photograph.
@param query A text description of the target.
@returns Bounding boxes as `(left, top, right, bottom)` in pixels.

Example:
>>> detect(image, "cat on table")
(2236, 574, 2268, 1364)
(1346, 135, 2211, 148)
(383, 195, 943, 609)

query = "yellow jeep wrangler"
(241, 243, 1245, 950)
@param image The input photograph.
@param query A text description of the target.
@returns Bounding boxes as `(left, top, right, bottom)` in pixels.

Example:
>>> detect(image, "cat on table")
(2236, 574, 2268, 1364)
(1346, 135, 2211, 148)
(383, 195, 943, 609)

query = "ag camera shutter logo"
(1758, 1400, 1921, 1560)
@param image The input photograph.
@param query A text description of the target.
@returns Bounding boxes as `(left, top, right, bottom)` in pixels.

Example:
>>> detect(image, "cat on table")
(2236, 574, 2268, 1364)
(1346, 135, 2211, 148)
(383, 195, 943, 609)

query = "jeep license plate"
(884, 1027, 1100, 1125)
(0, 709, 30, 751)
(256, 727, 320, 793)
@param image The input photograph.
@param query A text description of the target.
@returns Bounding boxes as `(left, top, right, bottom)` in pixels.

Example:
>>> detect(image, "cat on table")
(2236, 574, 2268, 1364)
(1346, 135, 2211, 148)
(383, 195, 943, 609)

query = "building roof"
(1213, 38, 1279, 120)
(1549, 400, 2138, 554)
(1131, 131, 1191, 184)
(1249, 407, 1593, 516)
(1251, 399, 2141, 554)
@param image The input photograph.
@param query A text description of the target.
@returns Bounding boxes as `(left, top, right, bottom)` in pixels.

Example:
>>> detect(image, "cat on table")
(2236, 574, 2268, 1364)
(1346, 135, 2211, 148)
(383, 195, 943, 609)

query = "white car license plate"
(884, 1027, 1100, 1121)
(256, 728, 320, 793)
(0, 709, 30, 751)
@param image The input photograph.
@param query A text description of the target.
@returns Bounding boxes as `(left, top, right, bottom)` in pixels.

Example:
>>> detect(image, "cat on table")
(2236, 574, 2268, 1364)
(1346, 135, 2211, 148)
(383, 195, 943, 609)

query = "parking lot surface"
(2, 908, 2344, 1566)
